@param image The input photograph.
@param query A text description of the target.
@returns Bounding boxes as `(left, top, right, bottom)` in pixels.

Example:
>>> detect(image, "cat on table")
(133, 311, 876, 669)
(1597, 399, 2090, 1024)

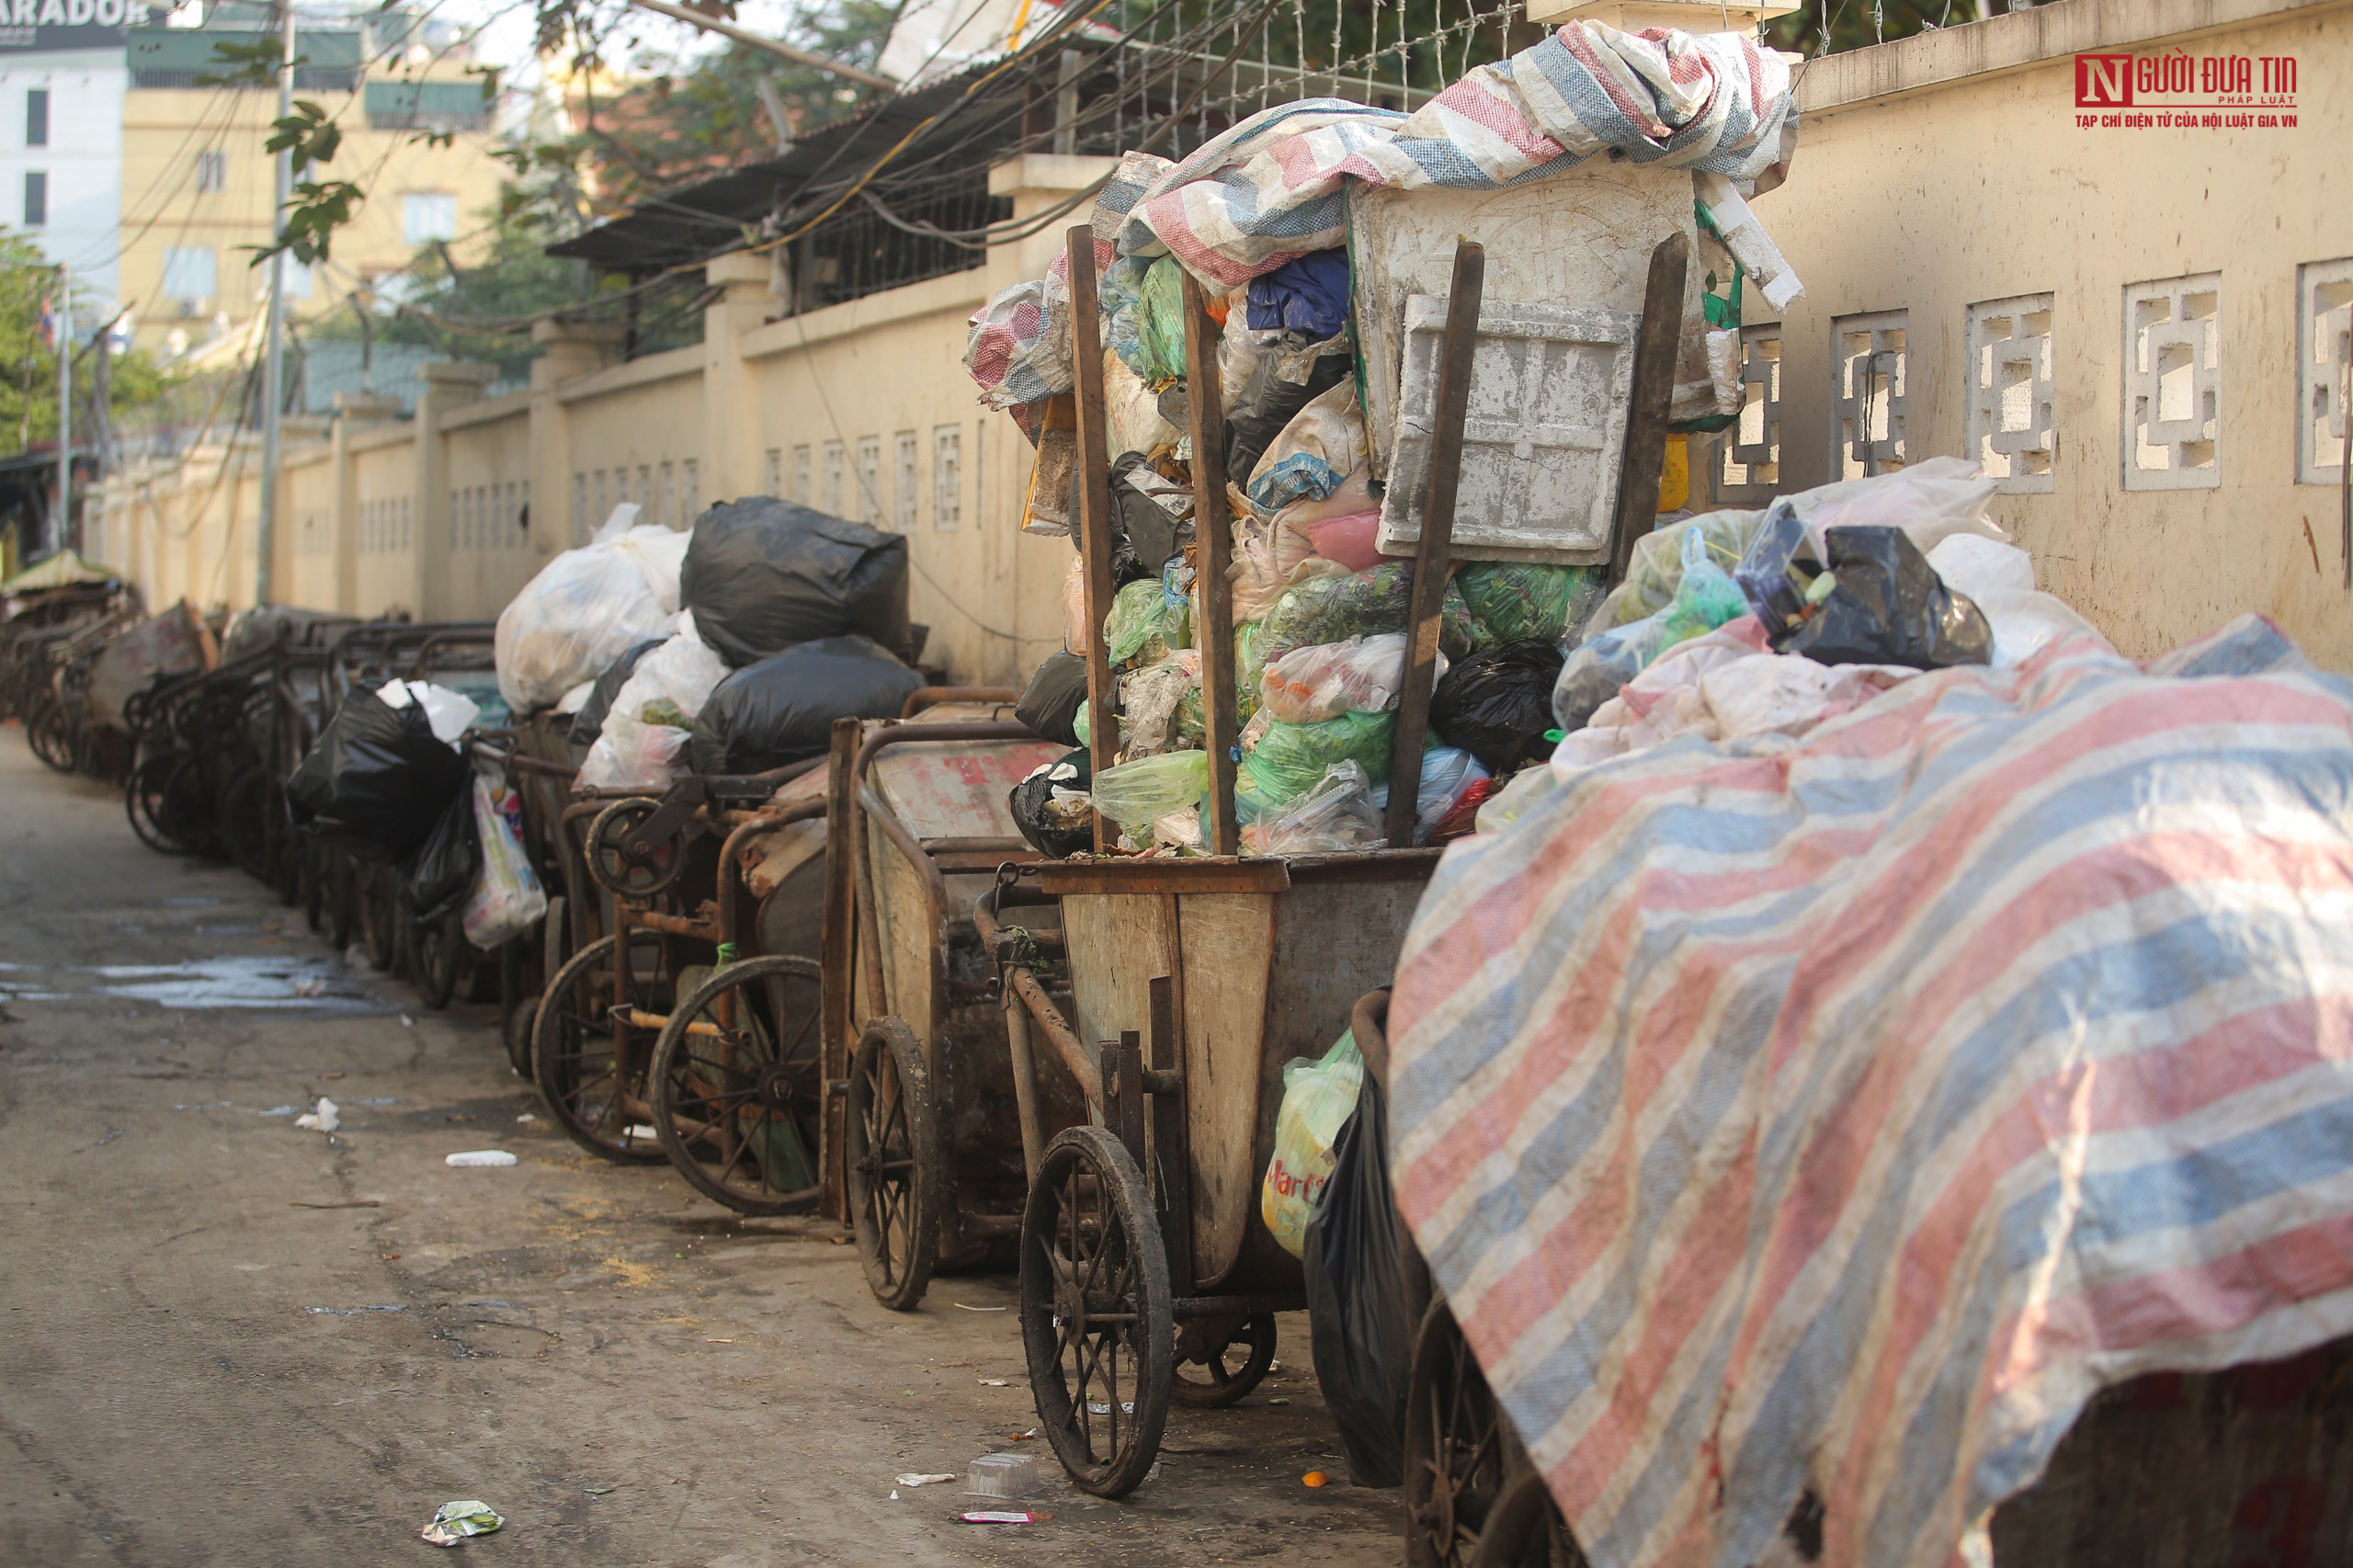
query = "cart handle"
(900, 685, 1021, 719)
(973, 881, 1099, 1107)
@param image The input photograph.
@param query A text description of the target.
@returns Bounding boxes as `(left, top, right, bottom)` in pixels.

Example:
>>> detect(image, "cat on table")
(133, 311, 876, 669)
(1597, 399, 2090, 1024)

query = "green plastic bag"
(1090, 748, 1209, 829)
(1105, 577, 1181, 665)
(1613, 509, 1763, 627)
(1239, 710, 1395, 812)
(1261, 1030, 1364, 1258)
(1179, 621, 1263, 745)
(1457, 562, 1607, 646)
(1257, 563, 1475, 673)
(1135, 256, 1189, 389)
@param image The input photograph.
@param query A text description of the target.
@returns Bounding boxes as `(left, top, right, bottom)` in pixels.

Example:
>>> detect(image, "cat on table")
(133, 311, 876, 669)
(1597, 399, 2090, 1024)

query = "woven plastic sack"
(1261, 1030, 1365, 1258)
(463, 775, 548, 950)
(1246, 379, 1367, 513)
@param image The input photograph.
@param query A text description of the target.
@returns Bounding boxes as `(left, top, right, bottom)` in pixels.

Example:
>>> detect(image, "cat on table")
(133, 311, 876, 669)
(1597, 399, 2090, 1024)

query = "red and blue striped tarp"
(1388, 617, 2353, 1568)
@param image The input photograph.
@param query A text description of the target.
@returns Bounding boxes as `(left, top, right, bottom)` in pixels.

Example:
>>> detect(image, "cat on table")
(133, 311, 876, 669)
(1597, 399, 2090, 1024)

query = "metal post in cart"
(1063, 228, 1122, 850)
(1608, 233, 1692, 588)
(1384, 242, 1485, 848)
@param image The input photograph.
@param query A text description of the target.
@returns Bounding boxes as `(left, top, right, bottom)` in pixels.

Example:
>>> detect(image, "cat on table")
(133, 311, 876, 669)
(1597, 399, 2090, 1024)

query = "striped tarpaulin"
(1387, 617, 2353, 1568)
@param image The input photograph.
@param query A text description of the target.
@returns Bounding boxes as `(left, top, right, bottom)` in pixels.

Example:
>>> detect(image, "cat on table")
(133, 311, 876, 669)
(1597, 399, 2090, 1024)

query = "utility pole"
(53, 261, 68, 557)
(256, 0, 295, 605)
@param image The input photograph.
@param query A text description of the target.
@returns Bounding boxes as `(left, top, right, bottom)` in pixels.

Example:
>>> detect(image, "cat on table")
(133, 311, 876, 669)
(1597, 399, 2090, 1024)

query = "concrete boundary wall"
(89, 0, 2353, 680)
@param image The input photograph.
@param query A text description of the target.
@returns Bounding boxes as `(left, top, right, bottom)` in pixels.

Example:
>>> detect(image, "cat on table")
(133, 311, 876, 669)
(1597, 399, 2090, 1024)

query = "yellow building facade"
(116, 20, 506, 358)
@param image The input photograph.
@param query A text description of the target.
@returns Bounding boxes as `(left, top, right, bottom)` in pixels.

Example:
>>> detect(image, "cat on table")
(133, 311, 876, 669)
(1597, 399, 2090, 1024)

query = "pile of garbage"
(495, 497, 921, 788)
(972, 19, 1804, 858)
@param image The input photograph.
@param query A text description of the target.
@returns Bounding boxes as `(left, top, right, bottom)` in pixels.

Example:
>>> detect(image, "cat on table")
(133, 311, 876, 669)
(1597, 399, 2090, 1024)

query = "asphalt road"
(0, 739, 1398, 1566)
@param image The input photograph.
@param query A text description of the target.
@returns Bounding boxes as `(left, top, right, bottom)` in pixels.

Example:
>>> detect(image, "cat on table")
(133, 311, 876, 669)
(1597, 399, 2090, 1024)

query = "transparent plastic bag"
(1105, 577, 1172, 665)
(576, 617, 729, 790)
(1456, 562, 1607, 647)
(462, 775, 549, 951)
(1090, 748, 1210, 830)
(495, 520, 684, 712)
(1262, 1030, 1365, 1258)
(1782, 455, 2006, 557)
(1122, 650, 1200, 758)
(1610, 508, 1764, 628)
(1554, 530, 1750, 732)
(1259, 632, 1432, 724)
(1244, 760, 1385, 855)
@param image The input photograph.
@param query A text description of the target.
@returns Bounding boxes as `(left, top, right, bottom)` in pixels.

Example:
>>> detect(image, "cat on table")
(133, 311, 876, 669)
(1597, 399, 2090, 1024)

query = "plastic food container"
(964, 1452, 1043, 1499)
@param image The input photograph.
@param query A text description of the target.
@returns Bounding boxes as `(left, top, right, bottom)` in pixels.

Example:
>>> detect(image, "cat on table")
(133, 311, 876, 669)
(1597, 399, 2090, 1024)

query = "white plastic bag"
(574, 616, 729, 790)
(1258, 632, 1437, 724)
(1784, 456, 2008, 559)
(462, 776, 548, 950)
(1923, 535, 2110, 669)
(1260, 1030, 1365, 1257)
(494, 509, 686, 712)
(374, 678, 480, 747)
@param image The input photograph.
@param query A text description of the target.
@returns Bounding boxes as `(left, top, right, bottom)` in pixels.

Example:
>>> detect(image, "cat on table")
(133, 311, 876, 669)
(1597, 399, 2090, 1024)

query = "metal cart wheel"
(161, 754, 217, 855)
(413, 911, 462, 1011)
(326, 852, 358, 952)
(1172, 1312, 1279, 1408)
(505, 894, 565, 1079)
(531, 930, 670, 1163)
(126, 753, 193, 855)
(215, 765, 273, 881)
(650, 956, 827, 1218)
(846, 1017, 941, 1310)
(1405, 1299, 1524, 1568)
(26, 696, 74, 772)
(358, 868, 403, 973)
(1019, 1124, 1174, 1498)
(585, 798, 688, 899)
(1467, 1471, 1586, 1568)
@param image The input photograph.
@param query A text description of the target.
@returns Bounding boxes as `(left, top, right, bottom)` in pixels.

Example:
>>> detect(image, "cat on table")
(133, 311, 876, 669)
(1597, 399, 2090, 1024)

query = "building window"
(23, 169, 43, 228)
(853, 437, 881, 526)
(934, 426, 961, 531)
(892, 431, 917, 531)
(823, 440, 844, 516)
(2297, 258, 2353, 486)
(26, 87, 46, 148)
(1830, 311, 1908, 480)
(635, 464, 651, 515)
(401, 191, 457, 245)
(659, 460, 676, 528)
(763, 447, 781, 498)
(681, 460, 699, 526)
(2123, 273, 2221, 491)
(1966, 294, 2056, 494)
(162, 245, 215, 304)
(195, 149, 226, 193)
(1717, 324, 1782, 498)
(792, 445, 812, 506)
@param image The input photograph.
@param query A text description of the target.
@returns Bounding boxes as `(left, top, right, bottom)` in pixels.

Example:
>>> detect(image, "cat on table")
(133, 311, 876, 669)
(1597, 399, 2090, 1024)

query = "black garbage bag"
(1303, 1069, 1412, 1489)
(1066, 452, 1194, 585)
(1771, 526, 1994, 670)
(1431, 640, 1566, 774)
(566, 636, 665, 747)
(405, 788, 481, 921)
(1008, 748, 1094, 859)
(1016, 652, 1089, 748)
(688, 635, 923, 775)
(1225, 348, 1351, 484)
(679, 497, 914, 667)
(286, 692, 472, 862)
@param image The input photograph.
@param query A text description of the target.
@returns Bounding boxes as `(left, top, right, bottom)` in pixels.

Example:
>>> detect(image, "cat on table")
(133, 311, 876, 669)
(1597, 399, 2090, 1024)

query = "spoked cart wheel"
(1019, 1125, 1174, 1498)
(650, 956, 827, 1217)
(845, 1017, 940, 1309)
(1467, 1471, 1587, 1568)
(531, 929, 673, 1163)
(26, 697, 74, 772)
(585, 798, 688, 899)
(126, 753, 194, 854)
(1406, 1298, 1523, 1568)
(1173, 1312, 1279, 1408)
(413, 910, 462, 1011)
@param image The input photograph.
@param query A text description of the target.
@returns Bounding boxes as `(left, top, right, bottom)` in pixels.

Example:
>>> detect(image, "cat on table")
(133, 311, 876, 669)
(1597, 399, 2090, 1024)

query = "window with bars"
(2298, 259, 2353, 486)
(1830, 311, 1908, 480)
(792, 446, 812, 507)
(2123, 274, 2221, 491)
(764, 448, 782, 499)
(1716, 324, 1781, 499)
(934, 426, 962, 531)
(1966, 295, 2056, 493)
(823, 441, 845, 517)
(894, 432, 918, 531)
(195, 149, 226, 193)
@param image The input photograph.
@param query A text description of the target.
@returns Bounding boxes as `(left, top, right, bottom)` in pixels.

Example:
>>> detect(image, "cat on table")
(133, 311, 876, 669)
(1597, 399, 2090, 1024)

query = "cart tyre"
(216, 765, 272, 881)
(1466, 1471, 1586, 1568)
(846, 1017, 940, 1309)
(504, 995, 538, 1080)
(413, 912, 461, 1010)
(650, 956, 826, 1217)
(1171, 1312, 1279, 1408)
(126, 753, 194, 855)
(358, 869, 401, 972)
(327, 853, 358, 952)
(1019, 1125, 1174, 1498)
(27, 697, 74, 772)
(532, 932, 669, 1164)
(1405, 1299, 1525, 1568)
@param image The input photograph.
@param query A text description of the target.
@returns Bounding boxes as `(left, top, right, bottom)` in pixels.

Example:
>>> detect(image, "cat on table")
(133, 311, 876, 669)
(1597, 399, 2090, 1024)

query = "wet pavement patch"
(0, 956, 389, 1013)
